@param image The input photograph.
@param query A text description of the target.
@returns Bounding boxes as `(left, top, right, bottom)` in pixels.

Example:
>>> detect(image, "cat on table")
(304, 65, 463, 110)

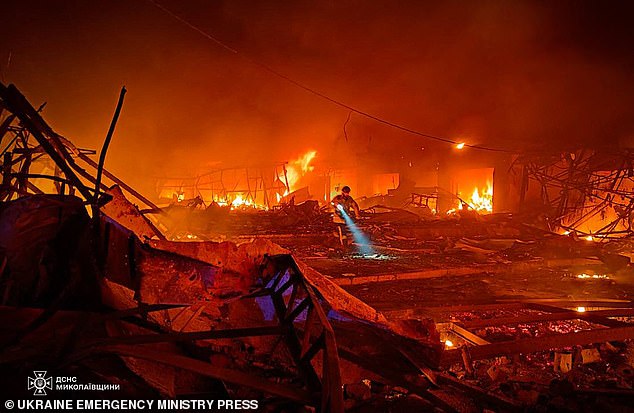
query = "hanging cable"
(146, 0, 513, 153)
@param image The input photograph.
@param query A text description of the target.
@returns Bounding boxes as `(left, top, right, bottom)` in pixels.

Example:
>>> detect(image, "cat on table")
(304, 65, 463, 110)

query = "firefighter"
(331, 186, 361, 248)
(332, 186, 360, 219)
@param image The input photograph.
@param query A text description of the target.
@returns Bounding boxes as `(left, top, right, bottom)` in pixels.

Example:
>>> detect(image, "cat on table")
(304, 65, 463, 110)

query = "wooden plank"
(300, 332, 324, 364)
(442, 325, 634, 366)
(285, 298, 310, 323)
(519, 299, 632, 307)
(86, 345, 314, 404)
(525, 302, 632, 327)
(461, 308, 634, 329)
(436, 372, 521, 411)
(447, 323, 491, 345)
(423, 302, 527, 314)
(270, 283, 321, 391)
(90, 325, 283, 346)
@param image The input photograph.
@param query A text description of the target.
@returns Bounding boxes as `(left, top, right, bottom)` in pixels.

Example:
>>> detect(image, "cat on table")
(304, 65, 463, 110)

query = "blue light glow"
(336, 207, 375, 255)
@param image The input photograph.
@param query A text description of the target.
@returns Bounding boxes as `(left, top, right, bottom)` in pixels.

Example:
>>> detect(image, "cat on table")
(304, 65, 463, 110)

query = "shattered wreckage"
(3, 82, 634, 412)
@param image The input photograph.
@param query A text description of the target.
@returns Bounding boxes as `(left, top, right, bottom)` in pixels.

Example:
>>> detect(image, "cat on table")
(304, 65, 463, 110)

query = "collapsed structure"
(2, 82, 634, 412)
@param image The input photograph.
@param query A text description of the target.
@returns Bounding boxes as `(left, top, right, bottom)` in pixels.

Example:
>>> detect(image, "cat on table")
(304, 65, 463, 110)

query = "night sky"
(2, 0, 634, 193)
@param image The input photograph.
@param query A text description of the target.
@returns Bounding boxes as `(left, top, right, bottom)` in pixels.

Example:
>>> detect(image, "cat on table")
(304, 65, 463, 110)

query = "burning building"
(3, 1, 634, 412)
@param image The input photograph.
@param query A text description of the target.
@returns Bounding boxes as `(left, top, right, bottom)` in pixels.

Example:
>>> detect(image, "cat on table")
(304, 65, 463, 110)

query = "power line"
(146, 0, 512, 153)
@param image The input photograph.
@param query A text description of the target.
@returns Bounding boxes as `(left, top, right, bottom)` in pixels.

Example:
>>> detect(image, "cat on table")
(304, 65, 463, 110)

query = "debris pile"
(3, 82, 634, 411)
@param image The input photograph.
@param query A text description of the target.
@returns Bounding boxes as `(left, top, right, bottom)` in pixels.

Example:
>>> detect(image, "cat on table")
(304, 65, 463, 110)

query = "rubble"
(3, 81, 634, 411)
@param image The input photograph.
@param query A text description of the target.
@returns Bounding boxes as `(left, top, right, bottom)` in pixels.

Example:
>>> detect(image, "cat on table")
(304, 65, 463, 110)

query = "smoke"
(1, 0, 634, 197)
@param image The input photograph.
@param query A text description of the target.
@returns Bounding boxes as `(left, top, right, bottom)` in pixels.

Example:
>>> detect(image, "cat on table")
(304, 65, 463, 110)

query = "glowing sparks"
(576, 306, 586, 313)
(455, 142, 465, 150)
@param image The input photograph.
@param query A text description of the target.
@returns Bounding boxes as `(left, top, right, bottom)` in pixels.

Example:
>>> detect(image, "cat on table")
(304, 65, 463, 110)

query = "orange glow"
(212, 193, 267, 210)
(456, 181, 493, 213)
(576, 273, 609, 280)
(576, 306, 586, 313)
(282, 150, 317, 193)
(455, 142, 465, 150)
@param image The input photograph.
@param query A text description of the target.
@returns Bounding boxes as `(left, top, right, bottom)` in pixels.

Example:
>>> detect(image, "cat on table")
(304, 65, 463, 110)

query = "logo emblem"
(27, 371, 53, 396)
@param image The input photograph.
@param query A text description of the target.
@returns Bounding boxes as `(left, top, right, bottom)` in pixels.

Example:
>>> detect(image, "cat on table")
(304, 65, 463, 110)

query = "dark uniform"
(331, 187, 360, 248)
(332, 194, 360, 221)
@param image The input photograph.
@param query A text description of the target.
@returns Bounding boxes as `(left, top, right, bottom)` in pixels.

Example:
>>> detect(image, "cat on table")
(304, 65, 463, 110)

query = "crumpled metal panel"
(100, 185, 164, 241)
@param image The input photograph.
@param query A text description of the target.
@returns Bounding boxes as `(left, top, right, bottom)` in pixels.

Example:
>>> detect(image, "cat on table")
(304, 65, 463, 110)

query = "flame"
(283, 150, 317, 193)
(576, 306, 586, 313)
(455, 181, 493, 213)
(211, 193, 267, 210)
(576, 273, 609, 280)
(231, 194, 251, 208)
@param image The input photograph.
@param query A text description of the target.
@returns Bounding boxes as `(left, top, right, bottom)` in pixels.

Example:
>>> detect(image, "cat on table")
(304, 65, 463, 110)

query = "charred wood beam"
(300, 306, 316, 356)
(297, 286, 344, 413)
(88, 325, 284, 346)
(25, 181, 44, 195)
(93, 86, 126, 208)
(442, 325, 634, 366)
(522, 300, 633, 309)
(299, 332, 324, 364)
(0, 304, 186, 333)
(1, 151, 11, 193)
(460, 308, 634, 329)
(77, 152, 161, 211)
(0, 83, 93, 200)
(0, 114, 15, 142)
(74, 345, 314, 404)
(336, 347, 433, 401)
(265, 257, 344, 413)
(270, 284, 322, 393)
(442, 322, 490, 346)
(8, 173, 84, 187)
(524, 302, 630, 328)
(436, 372, 521, 411)
(0, 135, 18, 157)
(284, 298, 310, 323)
